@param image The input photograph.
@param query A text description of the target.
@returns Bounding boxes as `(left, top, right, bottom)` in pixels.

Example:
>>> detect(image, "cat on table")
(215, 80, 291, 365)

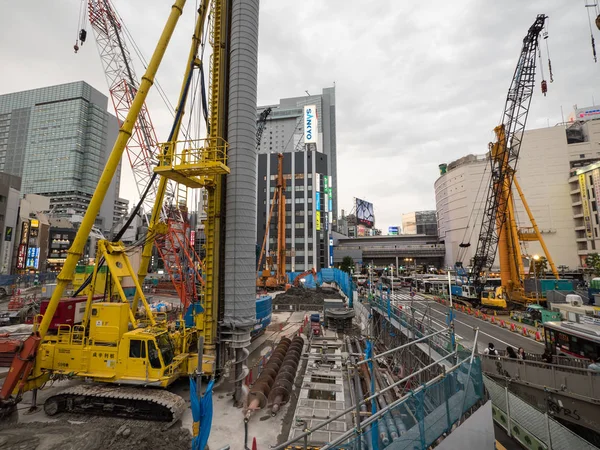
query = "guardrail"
(481, 354, 600, 400)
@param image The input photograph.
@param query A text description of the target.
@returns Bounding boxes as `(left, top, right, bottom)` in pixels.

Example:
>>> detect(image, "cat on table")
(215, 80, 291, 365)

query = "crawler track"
(43, 384, 186, 423)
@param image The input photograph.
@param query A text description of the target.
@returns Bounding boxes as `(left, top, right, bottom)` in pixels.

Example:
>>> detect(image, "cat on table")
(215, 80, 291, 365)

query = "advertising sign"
(26, 247, 39, 269)
(574, 106, 600, 122)
(303, 105, 318, 144)
(593, 169, 600, 210)
(324, 193, 329, 212)
(190, 230, 196, 247)
(580, 174, 594, 239)
(388, 226, 399, 236)
(20, 220, 30, 245)
(328, 198, 332, 212)
(315, 192, 321, 211)
(315, 211, 321, 231)
(315, 173, 321, 191)
(16, 244, 26, 269)
(355, 198, 375, 228)
(4, 226, 12, 242)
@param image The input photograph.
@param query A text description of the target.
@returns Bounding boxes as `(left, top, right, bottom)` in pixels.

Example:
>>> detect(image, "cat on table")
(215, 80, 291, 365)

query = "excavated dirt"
(272, 286, 344, 305)
(0, 418, 192, 450)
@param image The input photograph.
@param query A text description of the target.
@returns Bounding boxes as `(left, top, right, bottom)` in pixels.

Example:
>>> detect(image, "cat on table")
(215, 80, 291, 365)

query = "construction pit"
(0, 288, 484, 449)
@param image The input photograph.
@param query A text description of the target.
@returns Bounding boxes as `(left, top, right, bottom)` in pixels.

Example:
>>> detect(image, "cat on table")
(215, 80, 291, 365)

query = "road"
(384, 289, 545, 355)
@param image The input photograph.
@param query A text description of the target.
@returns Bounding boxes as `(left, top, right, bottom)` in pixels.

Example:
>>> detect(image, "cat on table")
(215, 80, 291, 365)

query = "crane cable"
(74, 0, 88, 53)
(456, 161, 489, 264)
(586, 0, 598, 63)
(543, 20, 553, 83)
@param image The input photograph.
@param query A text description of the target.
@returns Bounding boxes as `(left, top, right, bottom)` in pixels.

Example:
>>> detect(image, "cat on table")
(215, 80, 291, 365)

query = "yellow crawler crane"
(0, 0, 231, 422)
(470, 14, 559, 309)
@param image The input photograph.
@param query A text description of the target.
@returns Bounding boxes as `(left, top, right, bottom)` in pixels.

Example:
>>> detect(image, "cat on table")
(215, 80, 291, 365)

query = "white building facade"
(435, 122, 582, 271)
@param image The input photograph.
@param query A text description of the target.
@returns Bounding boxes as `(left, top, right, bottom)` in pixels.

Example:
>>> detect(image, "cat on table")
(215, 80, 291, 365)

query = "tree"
(586, 253, 600, 276)
(340, 256, 354, 275)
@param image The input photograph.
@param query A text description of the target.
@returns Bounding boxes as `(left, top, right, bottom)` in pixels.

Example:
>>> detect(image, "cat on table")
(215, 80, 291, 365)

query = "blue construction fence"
(328, 357, 484, 450)
(287, 268, 353, 301)
(0, 273, 58, 289)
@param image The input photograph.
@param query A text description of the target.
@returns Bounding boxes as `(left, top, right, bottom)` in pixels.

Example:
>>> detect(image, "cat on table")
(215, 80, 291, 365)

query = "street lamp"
(533, 254, 540, 305)
(390, 264, 395, 298)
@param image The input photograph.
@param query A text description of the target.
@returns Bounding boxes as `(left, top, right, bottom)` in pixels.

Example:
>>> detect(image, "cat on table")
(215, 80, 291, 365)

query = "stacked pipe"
(269, 336, 304, 415)
(345, 336, 370, 450)
(245, 337, 291, 421)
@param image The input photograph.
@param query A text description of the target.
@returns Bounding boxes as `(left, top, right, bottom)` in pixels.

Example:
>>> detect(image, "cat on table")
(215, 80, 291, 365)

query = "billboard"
(388, 226, 399, 235)
(580, 174, 594, 239)
(573, 106, 600, 122)
(16, 244, 26, 269)
(303, 105, 318, 144)
(26, 247, 40, 269)
(315, 211, 321, 231)
(355, 198, 374, 228)
(4, 226, 12, 242)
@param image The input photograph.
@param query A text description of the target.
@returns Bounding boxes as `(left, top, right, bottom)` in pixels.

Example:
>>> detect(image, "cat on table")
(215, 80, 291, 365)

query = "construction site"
(2, 1, 600, 450)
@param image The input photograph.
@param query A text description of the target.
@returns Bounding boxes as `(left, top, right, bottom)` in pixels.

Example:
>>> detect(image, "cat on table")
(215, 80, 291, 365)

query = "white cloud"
(2, 1, 600, 234)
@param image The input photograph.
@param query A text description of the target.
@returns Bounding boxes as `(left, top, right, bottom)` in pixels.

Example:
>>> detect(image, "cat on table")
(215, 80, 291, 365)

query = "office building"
(401, 211, 437, 236)
(257, 86, 338, 228)
(0, 81, 122, 232)
(434, 106, 600, 271)
(257, 150, 333, 272)
(0, 173, 21, 274)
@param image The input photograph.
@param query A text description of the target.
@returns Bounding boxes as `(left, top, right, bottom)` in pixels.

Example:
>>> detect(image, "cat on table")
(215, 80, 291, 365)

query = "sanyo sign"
(303, 105, 318, 144)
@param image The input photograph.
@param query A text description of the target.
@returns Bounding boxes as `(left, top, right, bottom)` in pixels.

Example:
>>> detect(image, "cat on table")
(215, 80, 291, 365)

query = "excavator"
(466, 14, 560, 309)
(0, 0, 239, 421)
(292, 268, 319, 288)
(256, 153, 288, 291)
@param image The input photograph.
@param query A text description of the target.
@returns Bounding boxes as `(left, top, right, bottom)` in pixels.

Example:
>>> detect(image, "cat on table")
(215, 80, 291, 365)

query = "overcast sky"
(2, 1, 600, 233)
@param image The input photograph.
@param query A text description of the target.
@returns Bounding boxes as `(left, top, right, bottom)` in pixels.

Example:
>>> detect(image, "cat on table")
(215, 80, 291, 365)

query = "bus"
(543, 321, 600, 360)
(352, 274, 368, 287)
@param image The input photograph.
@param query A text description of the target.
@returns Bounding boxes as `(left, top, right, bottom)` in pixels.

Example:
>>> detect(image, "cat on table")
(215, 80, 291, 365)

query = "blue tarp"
(190, 377, 215, 450)
(287, 268, 353, 302)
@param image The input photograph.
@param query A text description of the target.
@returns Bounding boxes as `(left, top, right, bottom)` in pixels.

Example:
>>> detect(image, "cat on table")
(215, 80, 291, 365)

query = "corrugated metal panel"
(484, 376, 598, 449)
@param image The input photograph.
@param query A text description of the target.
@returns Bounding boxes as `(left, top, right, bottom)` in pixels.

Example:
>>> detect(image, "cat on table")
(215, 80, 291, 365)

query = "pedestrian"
(542, 348, 553, 364)
(483, 342, 498, 356)
(588, 357, 600, 372)
(506, 346, 518, 359)
(517, 347, 526, 360)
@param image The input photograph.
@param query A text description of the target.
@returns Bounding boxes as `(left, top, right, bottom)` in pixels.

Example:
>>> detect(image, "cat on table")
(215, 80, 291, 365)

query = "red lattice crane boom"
(86, 0, 204, 307)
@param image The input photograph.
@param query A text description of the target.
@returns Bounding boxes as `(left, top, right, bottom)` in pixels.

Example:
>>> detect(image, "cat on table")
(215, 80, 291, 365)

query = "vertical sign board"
(580, 174, 594, 239)
(593, 169, 600, 214)
(329, 237, 334, 267)
(303, 105, 318, 144)
(315, 211, 321, 231)
(315, 173, 321, 192)
(16, 220, 30, 270)
(315, 192, 321, 211)
(190, 230, 196, 248)
(4, 226, 12, 242)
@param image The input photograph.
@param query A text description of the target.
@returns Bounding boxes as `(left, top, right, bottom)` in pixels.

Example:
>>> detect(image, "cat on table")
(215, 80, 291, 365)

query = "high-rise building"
(257, 150, 333, 272)
(434, 106, 600, 271)
(0, 81, 122, 232)
(401, 211, 437, 235)
(257, 86, 338, 228)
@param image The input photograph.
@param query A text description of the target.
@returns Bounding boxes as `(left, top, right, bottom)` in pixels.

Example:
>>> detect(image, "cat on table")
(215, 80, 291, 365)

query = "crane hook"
(74, 43, 80, 54)
(541, 80, 548, 97)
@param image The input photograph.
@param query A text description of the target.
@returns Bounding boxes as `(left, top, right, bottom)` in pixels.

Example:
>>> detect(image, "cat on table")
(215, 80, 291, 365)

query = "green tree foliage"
(586, 253, 600, 276)
(340, 256, 354, 274)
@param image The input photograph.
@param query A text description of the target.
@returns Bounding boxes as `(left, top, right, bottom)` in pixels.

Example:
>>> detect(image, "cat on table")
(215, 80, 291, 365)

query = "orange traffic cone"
(522, 326, 528, 337)
(510, 323, 516, 332)
(252, 437, 257, 450)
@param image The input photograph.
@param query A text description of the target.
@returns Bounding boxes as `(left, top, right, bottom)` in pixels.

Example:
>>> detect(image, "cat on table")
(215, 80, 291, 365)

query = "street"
(385, 289, 545, 355)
